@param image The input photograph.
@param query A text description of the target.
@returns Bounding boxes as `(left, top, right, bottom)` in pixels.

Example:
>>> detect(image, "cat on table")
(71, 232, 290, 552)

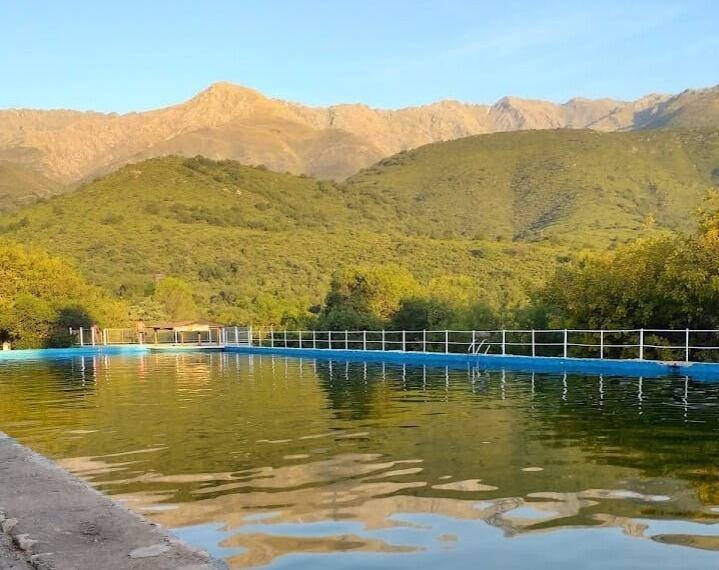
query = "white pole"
(329, 331, 332, 349)
(639, 328, 644, 360)
(79, 327, 84, 347)
(445, 330, 449, 353)
(91, 327, 95, 346)
(299, 330, 302, 349)
(284, 329, 287, 348)
(563, 329, 568, 358)
(270, 327, 274, 348)
(600, 330, 604, 359)
(259, 329, 263, 347)
(402, 330, 406, 352)
(313, 330, 316, 349)
(363, 330, 367, 351)
(345, 330, 349, 350)
(685, 328, 690, 362)
(381, 330, 385, 351)
(423, 330, 427, 352)
(531, 329, 535, 357)
(103, 329, 108, 345)
(501, 330, 506, 355)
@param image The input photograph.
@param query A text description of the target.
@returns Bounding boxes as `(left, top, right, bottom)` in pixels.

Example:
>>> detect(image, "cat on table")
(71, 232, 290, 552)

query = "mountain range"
(1, 81, 718, 200)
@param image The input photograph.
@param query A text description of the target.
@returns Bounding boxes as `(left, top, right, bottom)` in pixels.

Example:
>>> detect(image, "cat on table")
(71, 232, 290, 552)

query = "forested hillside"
(2, 127, 718, 328)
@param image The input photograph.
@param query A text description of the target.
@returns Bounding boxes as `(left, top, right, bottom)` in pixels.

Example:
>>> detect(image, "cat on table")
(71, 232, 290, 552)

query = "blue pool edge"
(3, 344, 719, 379)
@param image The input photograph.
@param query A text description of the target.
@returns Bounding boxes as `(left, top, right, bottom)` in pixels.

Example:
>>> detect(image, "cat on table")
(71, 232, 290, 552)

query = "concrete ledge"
(0, 432, 227, 570)
(224, 345, 719, 379)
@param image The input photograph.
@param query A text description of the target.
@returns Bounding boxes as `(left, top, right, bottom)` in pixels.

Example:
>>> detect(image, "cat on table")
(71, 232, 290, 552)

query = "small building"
(146, 320, 225, 345)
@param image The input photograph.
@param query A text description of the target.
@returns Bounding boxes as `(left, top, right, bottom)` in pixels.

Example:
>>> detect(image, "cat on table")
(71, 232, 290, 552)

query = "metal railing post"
(445, 330, 449, 353)
(103, 329, 108, 345)
(313, 330, 316, 349)
(270, 327, 274, 348)
(79, 327, 84, 347)
(531, 329, 535, 357)
(402, 330, 406, 352)
(639, 328, 644, 360)
(329, 331, 332, 349)
(600, 330, 604, 359)
(247, 326, 252, 346)
(563, 329, 568, 358)
(501, 330, 506, 355)
(381, 330, 385, 351)
(284, 329, 288, 348)
(423, 330, 427, 352)
(363, 330, 367, 351)
(345, 330, 349, 350)
(685, 328, 690, 362)
(299, 330, 302, 349)
(259, 328, 263, 347)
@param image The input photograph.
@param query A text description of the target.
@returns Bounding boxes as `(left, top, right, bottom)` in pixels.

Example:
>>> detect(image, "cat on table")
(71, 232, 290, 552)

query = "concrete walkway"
(0, 432, 227, 570)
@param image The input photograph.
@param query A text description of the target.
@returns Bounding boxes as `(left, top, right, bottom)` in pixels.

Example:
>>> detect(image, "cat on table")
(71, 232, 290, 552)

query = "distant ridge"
(1, 82, 718, 193)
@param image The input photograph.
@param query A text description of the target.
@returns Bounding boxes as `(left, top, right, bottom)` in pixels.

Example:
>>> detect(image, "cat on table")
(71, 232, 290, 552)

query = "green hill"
(2, 128, 718, 325)
(344, 129, 719, 248)
(0, 155, 557, 323)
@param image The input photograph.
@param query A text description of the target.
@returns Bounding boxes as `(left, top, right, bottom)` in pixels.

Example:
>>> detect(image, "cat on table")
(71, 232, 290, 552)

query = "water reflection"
(1, 354, 719, 568)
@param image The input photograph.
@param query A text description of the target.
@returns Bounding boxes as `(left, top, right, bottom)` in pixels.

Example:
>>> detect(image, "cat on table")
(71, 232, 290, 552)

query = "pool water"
(1, 352, 719, 568)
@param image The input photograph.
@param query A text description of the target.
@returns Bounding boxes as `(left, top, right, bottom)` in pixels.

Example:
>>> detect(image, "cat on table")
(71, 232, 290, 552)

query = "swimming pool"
(1, 351, 718, 568)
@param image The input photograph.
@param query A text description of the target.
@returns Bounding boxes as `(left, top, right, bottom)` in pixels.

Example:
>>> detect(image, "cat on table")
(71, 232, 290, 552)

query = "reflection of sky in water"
(1, 353, 719, 568)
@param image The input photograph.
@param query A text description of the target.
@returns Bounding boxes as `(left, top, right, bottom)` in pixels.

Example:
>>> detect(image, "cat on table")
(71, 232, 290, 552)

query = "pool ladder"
(468, 338, 492, 355)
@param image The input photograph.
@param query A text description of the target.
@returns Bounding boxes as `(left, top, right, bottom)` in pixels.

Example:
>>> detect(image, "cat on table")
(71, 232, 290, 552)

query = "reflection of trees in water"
(525, 373, 719, 504)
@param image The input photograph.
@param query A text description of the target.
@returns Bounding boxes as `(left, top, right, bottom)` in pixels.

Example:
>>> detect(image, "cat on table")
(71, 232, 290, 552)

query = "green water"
(1, 352, 719, 568)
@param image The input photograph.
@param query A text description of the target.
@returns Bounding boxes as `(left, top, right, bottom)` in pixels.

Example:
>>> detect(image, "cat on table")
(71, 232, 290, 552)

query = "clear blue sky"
(1, 0, 717, 112)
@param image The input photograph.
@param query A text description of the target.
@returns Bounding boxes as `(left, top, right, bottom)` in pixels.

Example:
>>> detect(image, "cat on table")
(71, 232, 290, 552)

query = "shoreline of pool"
(0, 431, 228, 570)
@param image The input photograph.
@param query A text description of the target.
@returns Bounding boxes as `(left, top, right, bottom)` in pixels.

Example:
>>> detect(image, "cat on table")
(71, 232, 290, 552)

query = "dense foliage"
(0, 243, 126, 348)
(538, 203, 719, 330)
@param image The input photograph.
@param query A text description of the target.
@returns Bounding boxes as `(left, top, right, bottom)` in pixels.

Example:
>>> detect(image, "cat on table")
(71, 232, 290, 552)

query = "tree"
(0, 243, 127, 348)
(318, 264, 421, 329)
(152, 277, 199, 321)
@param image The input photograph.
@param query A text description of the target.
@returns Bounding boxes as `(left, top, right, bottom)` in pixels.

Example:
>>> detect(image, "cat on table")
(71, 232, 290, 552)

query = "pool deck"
(0, 432, 227, 570)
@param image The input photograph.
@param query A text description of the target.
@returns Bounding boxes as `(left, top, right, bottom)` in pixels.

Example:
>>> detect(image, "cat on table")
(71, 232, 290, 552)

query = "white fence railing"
(69, 326, 719, 363)
(239, 328, 719, 363)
